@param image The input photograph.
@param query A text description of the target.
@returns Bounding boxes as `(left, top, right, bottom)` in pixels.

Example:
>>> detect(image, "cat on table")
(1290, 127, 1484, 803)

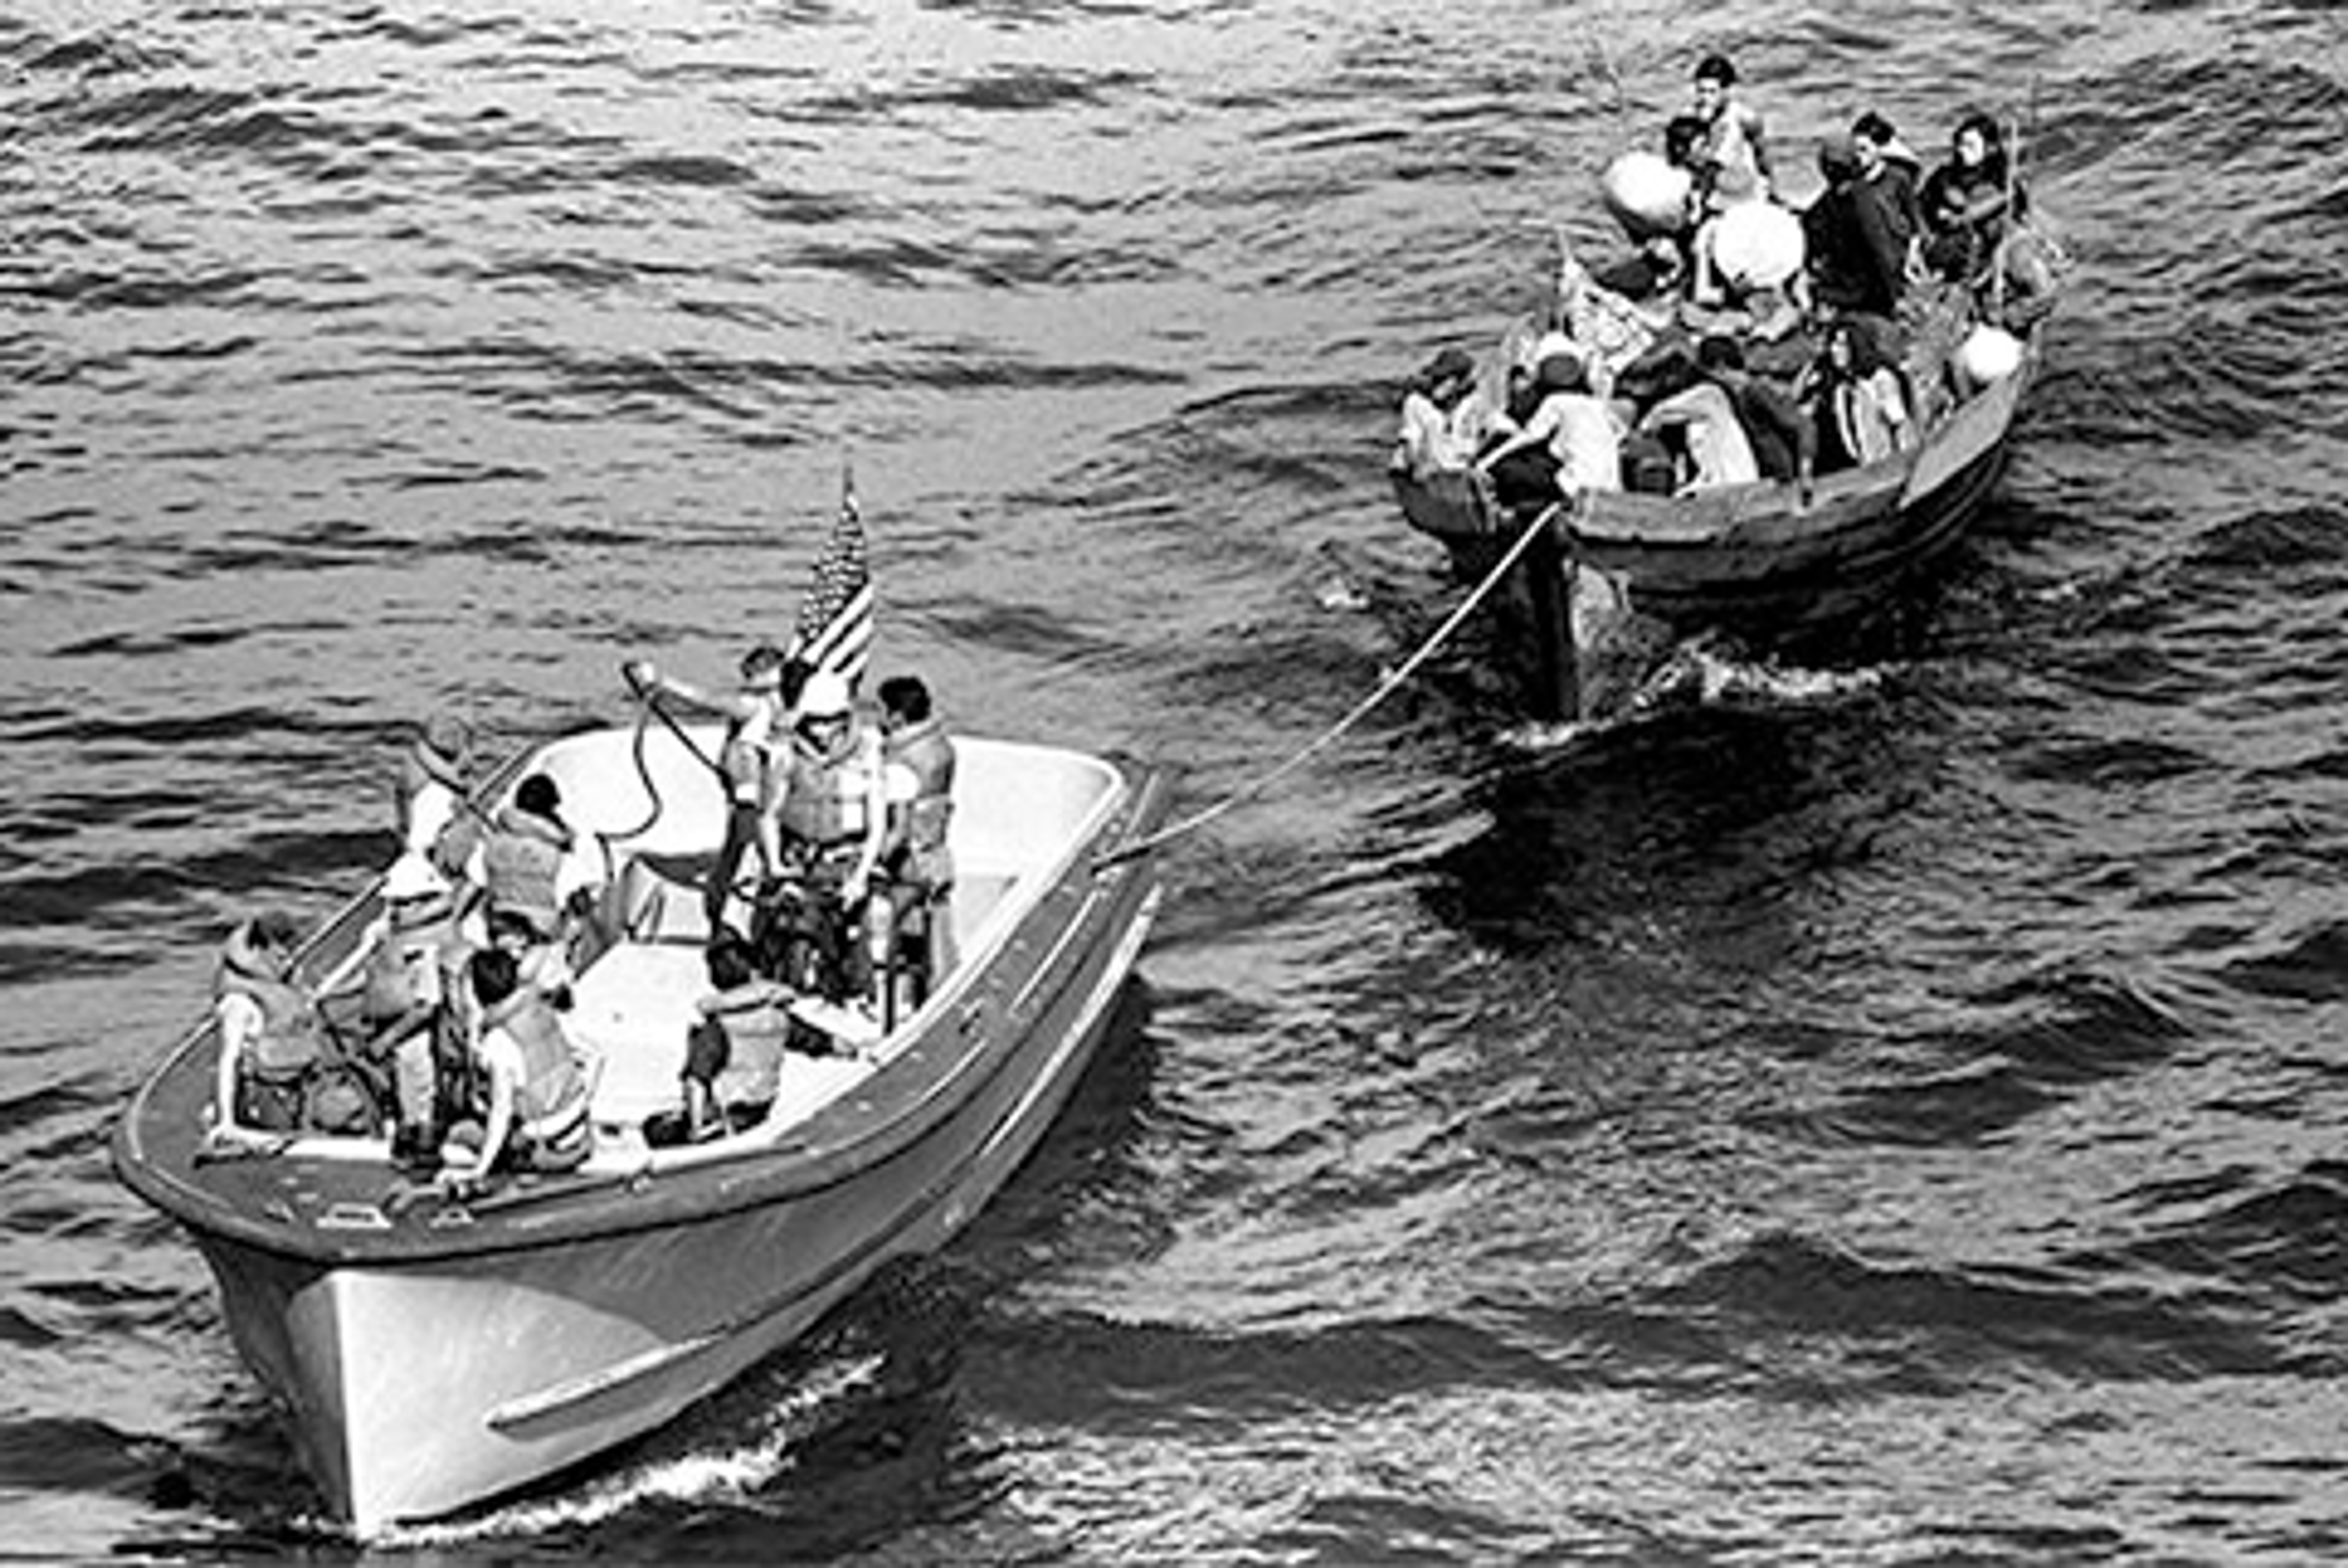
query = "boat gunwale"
(111, 743, 1173, 1267)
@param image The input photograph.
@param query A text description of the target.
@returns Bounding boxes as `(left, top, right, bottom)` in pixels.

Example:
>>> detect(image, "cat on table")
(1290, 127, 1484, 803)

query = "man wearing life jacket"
(210, 910, 329, 1141)
(876, 674, 958, 1004)
(471, 771, 594, 1004)
(764, 670, 889, 1007)
(439, 946, 591, 1194)
(624, 644, 802, 938)
(653, 930, 797, 1144)
(346, 851, 469, 1173)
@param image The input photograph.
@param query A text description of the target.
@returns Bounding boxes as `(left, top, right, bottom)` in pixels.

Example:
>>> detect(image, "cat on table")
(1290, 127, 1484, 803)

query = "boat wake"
(1501, 636, 1886, 752)
(377, 1352, 885, 1548)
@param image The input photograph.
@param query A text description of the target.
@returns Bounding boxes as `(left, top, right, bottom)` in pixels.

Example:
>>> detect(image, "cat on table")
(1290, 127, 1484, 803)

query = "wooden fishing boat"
(113, 715, 1170, 1534)
(1394, 286, 2056, 723)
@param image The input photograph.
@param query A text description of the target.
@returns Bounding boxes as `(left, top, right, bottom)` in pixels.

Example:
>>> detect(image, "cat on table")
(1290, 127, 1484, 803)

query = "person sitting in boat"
(207, 910, 367, 1146)
(1475, 342, 1625, 513)
(470, 771, 596, 1005)
(1803, 131, 1912, 323)
(1688, 53, 1771, 202)
(1391, 346, 1489, 480)
(625, 644, 805, 939)
(394, 713, 478, 880)
(876, 674, 958, 1009)
(758, 670, 890, 1012)
(1800, 317, 1917, 472)
(437, 947, 592, 1194)
(330, 851, 470, 1173)
(1695, 334, 1817, 503)
(1636, 366, 1761, 493)
(649, 930, 800, 1146)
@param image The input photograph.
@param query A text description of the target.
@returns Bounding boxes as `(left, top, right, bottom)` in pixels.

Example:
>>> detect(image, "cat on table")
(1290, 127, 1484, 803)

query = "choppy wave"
(7, 0, 2348, 1559)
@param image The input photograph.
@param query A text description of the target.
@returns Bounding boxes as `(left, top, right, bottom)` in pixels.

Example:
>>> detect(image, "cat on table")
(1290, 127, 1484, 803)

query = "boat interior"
(273, 723, 1129, 1177)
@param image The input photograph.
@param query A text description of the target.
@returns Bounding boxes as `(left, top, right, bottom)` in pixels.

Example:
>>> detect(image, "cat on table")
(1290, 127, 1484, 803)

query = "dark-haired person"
(1919, 110, 2042, 295)
(1391, 346, 1490, 482)
(1689, 53, 1770, 201)
(876, 674, 959, 1004)
(209, 910, 331, 1143)
(658, 930, 797, 1144)
(1851, 111, 1925, 288)
(1695, 334, 1816, 504)
(624, 644, 805, 937)
(1803, 132, 1911, 321)
(438, 946, 591, 1195)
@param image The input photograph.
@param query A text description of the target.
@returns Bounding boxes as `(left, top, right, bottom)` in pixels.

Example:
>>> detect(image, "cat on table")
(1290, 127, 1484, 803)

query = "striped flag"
(790, 471, 875, 690)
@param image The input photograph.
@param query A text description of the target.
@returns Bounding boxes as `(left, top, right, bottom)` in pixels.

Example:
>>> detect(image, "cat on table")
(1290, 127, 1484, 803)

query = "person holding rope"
(622, 644, 805, 939)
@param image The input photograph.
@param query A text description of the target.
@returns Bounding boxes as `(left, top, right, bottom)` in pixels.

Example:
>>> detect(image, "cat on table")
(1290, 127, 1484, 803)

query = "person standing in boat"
(1919, 109, 2056, 306)
(764, 669, 890, 1012)
(1803, 131, 1912, 323)
(334, 851, 470, 1172)
(207, 910, 336, 1144)
(437, 947, 592, 1193)
(876, 674, 958, 1007)
(624, 644, 804, 939)
(470, 771, 595, 1007)
(1689, 53, 1771, 202)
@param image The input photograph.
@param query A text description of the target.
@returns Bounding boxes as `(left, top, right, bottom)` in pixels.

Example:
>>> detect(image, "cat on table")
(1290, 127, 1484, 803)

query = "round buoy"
(1601, 150, 1693, 239)
(1707, 200, 1804, 292)
(1955, 324, 2024, 388)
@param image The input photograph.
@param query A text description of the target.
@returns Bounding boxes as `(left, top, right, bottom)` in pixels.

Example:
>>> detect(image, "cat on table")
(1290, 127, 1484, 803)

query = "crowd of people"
(204, 660, 961, 1182)
(1394, 54, 2059, 512)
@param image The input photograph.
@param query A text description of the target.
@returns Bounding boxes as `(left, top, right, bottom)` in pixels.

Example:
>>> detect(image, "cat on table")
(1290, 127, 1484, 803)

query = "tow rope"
(1098, 495, 1567, 869)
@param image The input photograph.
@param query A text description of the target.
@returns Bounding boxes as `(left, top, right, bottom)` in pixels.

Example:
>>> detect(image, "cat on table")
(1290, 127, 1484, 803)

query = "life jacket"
(703, 979, 796, 1108)
(884, 716, 956, 887)
(480, 803, 572, 935)
(214, 924, 325, 1080)
(482, 990, 588, 1149)
(363, 900, 459, 1026)
(778, 729, 880, 849)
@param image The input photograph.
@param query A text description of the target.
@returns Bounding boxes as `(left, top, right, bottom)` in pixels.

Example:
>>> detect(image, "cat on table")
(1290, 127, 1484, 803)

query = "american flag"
(790, 470, 875, 690)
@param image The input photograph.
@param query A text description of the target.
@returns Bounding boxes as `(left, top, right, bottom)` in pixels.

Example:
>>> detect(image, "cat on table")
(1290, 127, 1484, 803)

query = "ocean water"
(6, 0, 2348, 1559)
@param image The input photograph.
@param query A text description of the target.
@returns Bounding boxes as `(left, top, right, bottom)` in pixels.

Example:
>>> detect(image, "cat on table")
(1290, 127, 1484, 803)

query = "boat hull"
(114, 734, 1170, 1534)
(1394, 320, 2045, 715)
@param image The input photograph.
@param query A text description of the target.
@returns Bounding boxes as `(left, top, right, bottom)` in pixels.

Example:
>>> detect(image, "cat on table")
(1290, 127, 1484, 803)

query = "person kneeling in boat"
(437, 947, 592, 1194)
(207, 910, 375, 1149)
(755, 670, 890, 1014)
(651, 930, 798, 1146)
